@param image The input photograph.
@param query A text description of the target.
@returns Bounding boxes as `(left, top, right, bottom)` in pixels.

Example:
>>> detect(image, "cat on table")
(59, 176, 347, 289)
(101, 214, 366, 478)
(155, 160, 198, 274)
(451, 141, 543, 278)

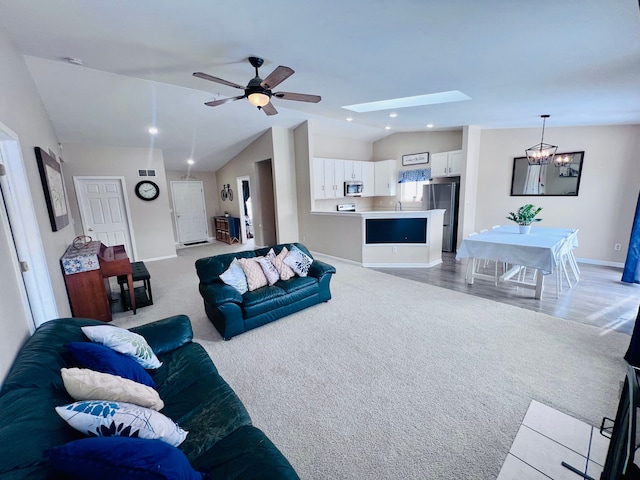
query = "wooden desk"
(61, 241, 135, 322)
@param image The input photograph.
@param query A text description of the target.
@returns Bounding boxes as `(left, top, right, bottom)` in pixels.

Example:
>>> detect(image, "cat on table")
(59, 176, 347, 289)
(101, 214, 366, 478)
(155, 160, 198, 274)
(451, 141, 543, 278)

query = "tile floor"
(498, 400, 610, 479)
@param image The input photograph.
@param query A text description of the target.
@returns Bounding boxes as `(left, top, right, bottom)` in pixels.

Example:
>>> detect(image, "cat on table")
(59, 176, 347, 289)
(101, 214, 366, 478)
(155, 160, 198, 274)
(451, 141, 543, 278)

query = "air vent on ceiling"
(138, 169, 156, 177)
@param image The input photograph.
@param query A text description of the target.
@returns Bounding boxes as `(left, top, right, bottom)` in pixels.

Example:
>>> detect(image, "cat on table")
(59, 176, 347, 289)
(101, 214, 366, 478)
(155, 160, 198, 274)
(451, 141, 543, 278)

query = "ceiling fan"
(193, 56, 321, 116)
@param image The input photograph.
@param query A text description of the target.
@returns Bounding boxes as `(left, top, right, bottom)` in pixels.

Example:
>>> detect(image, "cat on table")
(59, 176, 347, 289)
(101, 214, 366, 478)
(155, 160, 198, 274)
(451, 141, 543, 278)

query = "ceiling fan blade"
(193, 72, 245, 90)
(261, 102, 278, 116)
(260, 66, 294, 90)
(273, 91, 321, 103)
(204, 95, 245, 107)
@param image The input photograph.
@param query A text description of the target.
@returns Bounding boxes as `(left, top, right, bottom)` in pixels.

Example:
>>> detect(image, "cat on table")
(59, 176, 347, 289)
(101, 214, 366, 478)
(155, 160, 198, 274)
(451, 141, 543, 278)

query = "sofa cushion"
(46, 436, 205, 480)
(242, 281, 318, 319)
(273, 246, 295, 281)
(81, 325, 162, 369)
(61, 368, 164, 410)
(276, 276, 318, 295)
(284, 245, 313, 277)
(152, 342, 253, 462)
(219, 257, 249, 294)
(238, 257, 269, 291)
(65, 341, 156, 388)
(56, 400, 188, 446)
(258, 249, 280, 285)
(242, 285, 287, 308)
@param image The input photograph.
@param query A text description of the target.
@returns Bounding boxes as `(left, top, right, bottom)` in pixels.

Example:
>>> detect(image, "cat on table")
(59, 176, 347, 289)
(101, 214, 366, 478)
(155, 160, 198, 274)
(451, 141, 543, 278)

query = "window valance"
(398, 168, 431, 184)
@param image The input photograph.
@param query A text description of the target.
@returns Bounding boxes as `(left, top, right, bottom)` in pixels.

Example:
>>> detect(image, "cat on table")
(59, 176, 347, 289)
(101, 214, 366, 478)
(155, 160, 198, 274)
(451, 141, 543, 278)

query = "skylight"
(342, 90, 470, 113)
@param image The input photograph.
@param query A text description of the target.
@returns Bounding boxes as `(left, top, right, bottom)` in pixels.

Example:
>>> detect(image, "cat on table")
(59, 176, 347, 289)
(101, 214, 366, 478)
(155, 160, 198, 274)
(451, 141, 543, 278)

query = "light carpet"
(114, 249, 629, 479)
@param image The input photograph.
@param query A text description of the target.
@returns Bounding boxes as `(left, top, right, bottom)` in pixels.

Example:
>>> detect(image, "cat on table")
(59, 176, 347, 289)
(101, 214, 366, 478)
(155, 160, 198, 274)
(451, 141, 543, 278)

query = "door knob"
(88, 228, 94, 232)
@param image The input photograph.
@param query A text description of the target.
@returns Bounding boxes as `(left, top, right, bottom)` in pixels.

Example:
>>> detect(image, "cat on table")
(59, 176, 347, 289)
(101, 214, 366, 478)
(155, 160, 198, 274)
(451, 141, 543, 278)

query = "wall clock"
(135, 180, 160, 201)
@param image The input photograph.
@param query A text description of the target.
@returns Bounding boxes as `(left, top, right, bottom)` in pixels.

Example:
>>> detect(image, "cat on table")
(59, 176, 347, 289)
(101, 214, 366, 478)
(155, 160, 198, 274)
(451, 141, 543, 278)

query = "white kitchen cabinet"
(361, 161, 375, 197)
(374, 159, 397, 196)
(313, 157, 345, 199)
(343, 160, 363, 182)
(431, 150, 463, 177)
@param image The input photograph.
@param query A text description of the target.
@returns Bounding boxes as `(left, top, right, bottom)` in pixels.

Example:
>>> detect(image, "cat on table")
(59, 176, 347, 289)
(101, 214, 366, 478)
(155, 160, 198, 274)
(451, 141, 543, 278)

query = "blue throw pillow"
(65, 342, 156, 389)
(46, 437, 204, 480)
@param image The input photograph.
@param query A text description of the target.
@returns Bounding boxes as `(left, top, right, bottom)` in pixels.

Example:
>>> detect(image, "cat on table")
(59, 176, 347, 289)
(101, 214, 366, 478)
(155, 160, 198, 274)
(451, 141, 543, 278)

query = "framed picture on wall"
(402, 152, 429, 166)
(34, 146, 69, 231)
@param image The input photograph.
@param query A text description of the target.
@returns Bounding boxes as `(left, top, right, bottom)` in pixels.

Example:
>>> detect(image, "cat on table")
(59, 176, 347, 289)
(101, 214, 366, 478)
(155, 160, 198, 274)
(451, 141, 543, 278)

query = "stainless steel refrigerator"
(422, 181, 459, 252)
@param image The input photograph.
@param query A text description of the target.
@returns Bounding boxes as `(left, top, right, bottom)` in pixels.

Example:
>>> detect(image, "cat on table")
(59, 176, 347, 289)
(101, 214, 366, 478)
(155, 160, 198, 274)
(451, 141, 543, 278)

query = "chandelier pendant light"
(525, 114, 557, 166)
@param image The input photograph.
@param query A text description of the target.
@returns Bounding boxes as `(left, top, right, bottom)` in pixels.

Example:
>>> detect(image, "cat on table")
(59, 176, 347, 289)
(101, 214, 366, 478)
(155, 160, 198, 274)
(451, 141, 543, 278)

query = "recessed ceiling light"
(384, 125, 391, 130)
(426, 124, 434, 128)
(346, 117, 353, 122)
(389, 113, 398, 118)
(148, 127, 158, 135)
(187, 159, 194, 165)
(342, 90, 471, 113)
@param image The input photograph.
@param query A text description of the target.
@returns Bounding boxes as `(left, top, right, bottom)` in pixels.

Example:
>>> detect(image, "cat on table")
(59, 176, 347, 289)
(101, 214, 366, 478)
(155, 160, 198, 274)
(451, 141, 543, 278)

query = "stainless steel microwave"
(344, 181, 364, 196)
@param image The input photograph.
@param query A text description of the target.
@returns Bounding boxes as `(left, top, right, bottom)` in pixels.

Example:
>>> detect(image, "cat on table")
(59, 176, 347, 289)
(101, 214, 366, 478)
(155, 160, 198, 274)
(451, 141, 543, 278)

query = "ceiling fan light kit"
(525, 114, 558, 166)
(194, 56, 320, 116)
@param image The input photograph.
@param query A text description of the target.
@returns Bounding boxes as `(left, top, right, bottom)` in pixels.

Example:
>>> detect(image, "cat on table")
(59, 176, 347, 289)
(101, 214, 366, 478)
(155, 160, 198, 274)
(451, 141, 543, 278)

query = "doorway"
(171, 181, 208, 245)
(236, 176, 253, 243)
(74, 176, 137, 260)
(0, 122, 58, 328)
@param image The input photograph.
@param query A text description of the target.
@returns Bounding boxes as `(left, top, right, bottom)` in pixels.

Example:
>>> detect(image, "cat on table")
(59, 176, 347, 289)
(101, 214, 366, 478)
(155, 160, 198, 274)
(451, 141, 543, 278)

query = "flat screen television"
(599, 365, 640, 480)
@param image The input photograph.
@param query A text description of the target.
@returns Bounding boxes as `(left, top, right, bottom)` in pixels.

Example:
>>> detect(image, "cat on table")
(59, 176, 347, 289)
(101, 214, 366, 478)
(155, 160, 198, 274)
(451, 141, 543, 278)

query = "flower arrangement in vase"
(506, 204, 543, 234)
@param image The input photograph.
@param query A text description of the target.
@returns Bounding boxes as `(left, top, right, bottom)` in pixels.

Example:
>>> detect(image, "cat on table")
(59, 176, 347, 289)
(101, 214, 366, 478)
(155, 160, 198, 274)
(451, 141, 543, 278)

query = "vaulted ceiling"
(1, 0, 639, 172)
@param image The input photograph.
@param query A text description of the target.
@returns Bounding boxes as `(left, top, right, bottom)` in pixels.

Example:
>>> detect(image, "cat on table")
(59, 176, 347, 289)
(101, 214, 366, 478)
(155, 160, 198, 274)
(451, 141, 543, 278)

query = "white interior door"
(74, 177, 135, 258)
(171, 181, 208, 244)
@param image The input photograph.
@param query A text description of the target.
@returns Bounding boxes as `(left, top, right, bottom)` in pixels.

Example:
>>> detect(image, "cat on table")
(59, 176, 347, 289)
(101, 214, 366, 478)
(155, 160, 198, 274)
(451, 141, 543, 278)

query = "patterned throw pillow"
(219, 257, 248, 294)
(55, 400, 188, 447)
(61, 368, 164, 411)
(81, 326, 162, 370)
(272, 247, 295, 281)
(257, 249, 280, 286)
(284, 245, 313, 277)
(238, 257, 269, 291)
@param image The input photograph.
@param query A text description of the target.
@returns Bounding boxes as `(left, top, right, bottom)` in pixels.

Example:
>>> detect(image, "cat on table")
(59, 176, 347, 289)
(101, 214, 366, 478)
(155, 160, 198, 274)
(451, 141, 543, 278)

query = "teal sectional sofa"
(0, 315, 299, 479)
(195, 243, 336, 340)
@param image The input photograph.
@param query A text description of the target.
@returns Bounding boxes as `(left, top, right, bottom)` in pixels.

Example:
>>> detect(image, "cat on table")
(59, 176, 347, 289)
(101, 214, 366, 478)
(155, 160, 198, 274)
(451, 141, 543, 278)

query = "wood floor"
(373, 253, 640, 335)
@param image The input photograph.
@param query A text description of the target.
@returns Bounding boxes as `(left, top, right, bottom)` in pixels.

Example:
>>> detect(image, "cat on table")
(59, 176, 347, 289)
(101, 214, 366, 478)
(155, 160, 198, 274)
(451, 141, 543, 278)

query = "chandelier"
(525, 115, 557, 165)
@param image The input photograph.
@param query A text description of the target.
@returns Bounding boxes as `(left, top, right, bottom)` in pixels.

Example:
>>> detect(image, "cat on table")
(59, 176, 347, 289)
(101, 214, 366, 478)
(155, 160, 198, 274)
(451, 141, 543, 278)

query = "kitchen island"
(308, 209, 445, 267)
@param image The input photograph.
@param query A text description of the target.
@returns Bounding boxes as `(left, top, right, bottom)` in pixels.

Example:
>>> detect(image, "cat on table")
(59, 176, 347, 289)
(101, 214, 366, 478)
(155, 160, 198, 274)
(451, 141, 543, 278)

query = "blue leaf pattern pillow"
(219, 257, 249, 294)
(283, 245, 313, 277)
(55, 401, 188, 446)
(81, 326, 162, 369)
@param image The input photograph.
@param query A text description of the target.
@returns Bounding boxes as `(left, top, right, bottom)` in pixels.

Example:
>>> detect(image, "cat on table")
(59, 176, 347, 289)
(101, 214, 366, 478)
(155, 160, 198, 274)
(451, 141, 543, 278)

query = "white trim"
(575, 257, 624, 268)
(0, 122, 58, 326)
(139, 254, 178, 262)
(309, 251, 362, 267)
(236, 175, 251, 244)
(73, 176, 138, 261)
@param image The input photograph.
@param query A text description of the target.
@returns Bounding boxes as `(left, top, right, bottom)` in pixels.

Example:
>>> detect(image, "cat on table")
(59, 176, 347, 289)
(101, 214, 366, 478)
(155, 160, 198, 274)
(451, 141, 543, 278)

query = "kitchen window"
(401, 181, 429, 202)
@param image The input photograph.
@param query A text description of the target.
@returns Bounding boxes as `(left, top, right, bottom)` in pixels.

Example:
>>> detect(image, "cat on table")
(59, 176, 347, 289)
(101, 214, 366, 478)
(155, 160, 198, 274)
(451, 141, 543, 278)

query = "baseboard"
(575, 257, 624, 268)
(140, 254, 178, 262)
(363, 260, 443, 269)
(309, 251, 362, 267)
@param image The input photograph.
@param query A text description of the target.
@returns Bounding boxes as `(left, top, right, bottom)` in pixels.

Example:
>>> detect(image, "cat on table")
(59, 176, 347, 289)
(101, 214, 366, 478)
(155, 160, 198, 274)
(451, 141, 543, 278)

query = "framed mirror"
(510, 151, 584, 196)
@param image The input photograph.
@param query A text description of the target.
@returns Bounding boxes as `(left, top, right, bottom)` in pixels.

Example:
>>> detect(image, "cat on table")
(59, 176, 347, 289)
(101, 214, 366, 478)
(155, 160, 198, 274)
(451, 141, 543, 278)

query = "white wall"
(61, 144, 176, 261)
(477, 125, 640, 264)
(0, 26, 76, 380)
(271, 127, 299, 243)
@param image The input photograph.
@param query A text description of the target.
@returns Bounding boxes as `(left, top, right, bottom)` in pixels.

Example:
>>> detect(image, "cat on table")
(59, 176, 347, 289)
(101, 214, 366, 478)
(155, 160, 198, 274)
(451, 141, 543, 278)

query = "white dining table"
(456, 225, 579, 299)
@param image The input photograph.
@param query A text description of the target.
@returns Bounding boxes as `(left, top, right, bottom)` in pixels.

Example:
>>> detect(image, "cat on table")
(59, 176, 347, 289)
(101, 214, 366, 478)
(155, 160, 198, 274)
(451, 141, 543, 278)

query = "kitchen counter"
(308, 209, 445, 267)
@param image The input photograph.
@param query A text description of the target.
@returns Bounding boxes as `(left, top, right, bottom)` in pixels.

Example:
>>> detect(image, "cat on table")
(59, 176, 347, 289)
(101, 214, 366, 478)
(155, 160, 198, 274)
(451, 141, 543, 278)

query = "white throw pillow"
(61, 368, 164, 411)
(257, 249, 280, 286)
(81, 325, 162, 369)
(283, 245, 313, 277)
(56, 400, 187, 446)
(219, 257, 248, 294)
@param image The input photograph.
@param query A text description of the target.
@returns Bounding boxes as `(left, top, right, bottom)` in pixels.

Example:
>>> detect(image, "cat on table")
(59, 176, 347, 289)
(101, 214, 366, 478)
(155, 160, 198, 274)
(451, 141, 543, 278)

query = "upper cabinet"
(431, 150, 463, 177)
(374, 160, 397, 196)
(343, 160, 363, 182)
(313, 157, 344, 199)
(361, 162, 375, 197)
